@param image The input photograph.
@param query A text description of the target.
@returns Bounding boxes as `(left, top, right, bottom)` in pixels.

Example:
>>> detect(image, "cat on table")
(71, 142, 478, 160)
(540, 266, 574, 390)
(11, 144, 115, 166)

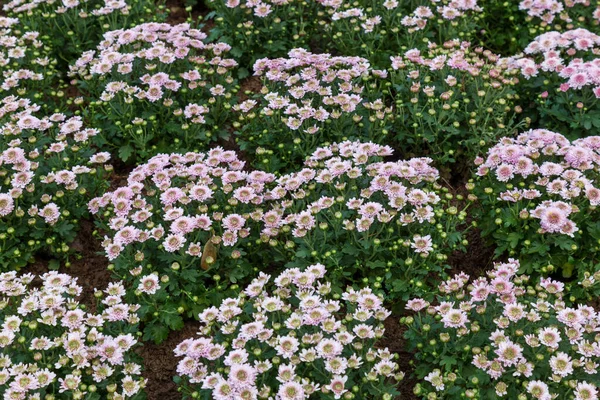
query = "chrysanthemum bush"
(0, 271, 146, 399)
(89, 147, 277, 342)
(477, 1, 530, 56)
(0, 96, 111, 270)
(518, 0, 600, 34)
(173, 264, 403, 400)
(0, 17, 60, 102)
(479, 0, 600, 56)
(320, 0, 483, 66)
(388, 39, 524, 170)
(266, 141, 468, 301)
(69, 22, 239, 163)
(472, 129, 600, 298)
(507, 28, 600, 138)
(89, 141, 467, 340)
(403, 259, 600, 400)
(2, 0, 166, 64)
(205, 0, 323, 67)
(235, 49, 389, 171)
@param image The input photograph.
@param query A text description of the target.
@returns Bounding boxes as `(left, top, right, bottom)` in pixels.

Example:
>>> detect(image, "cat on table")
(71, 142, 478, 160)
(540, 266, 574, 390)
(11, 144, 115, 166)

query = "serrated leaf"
(118, 145, 134, 162)
(180, 268, 198, 283)
(506, 232, 523, 249)
(556, 238, 575, 251)
(162, 312, 184, 331)
(143, 323, 170, 344)
(56, 223, 74, 237)
(527, 242, 550, 255)
(48, 259, 60, 270)
(237, 68, 250, 80)
(440, 356, 457, 370)
(230, 46, 244, 58)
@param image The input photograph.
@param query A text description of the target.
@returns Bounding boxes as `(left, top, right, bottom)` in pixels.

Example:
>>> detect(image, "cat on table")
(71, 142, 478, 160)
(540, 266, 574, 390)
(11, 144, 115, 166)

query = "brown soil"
(139, 320, 199, 399)
(165, 0, 212, 29)
(447, 225, 496, 279)
(22, 219, 111, 311)
(63, 219, 112, 310)
(379, 316, 418, 400)
(238, 76, 263, 101)
(443, 181, 498, 280)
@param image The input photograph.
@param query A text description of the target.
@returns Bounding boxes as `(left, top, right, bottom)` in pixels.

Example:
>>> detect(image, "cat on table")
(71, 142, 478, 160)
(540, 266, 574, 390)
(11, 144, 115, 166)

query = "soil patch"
(140, 320, 199, 399)
(23, 219, 111, 311)
(447, 225, 496, 279)
(379, 315, 418, 400)
(239, 76, 263, 101)
(165, 0, 210, 26)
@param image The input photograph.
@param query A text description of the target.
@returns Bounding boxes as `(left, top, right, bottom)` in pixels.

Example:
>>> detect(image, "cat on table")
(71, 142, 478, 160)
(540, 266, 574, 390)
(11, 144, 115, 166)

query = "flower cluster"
(89, 147, 280, 341)
(0, 17, 59, 101)
(236, 49, 388, 170)
(472, 128, 600, 297)
(519, 0, 600, 30)
(507, 29, 600, 136)
(70, 22, 239, 163)
(0, 95, 111, 269)
(323, 0, 483, 65)
(205, 0, 324, 65)
(268, 141, 467, 299)
(90, 142, 466, 335)
(388, 39, 523, 169)
(2, 0, 164, 62)
(404, 259, 600, 400)
(0, 271, 146, 399)
(174, 264, 403, 400)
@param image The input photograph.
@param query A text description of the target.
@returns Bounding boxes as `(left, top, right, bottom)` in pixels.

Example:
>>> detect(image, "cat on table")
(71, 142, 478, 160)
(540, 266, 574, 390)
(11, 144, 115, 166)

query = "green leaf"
(506, 232, 523, 249)
(180, 269, 198, 283)
(237, 68, 250, 80)
(440, 356, 457, 371)
(295, 248, 311, 258)
(555, 238, 574, 251)
(118, 145, 134, 162)
(163, 313, 184, 331)
(527, 241, 549, 256)
(55, 223, 74, 238)
(143, 323, 170, 344)
(342, 244, 360, 255)
(230, 46, 244, 58)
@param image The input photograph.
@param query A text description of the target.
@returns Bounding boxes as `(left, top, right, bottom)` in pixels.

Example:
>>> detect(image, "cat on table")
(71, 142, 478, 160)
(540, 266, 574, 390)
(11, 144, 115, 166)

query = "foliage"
(321, 0, 483, 67)
(0, 17, 61, 104)
(507, 28, 600, 138)
(235, 49, 388, 172)
(388, 39, 524, 171)
(204, 0, 323, 68)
